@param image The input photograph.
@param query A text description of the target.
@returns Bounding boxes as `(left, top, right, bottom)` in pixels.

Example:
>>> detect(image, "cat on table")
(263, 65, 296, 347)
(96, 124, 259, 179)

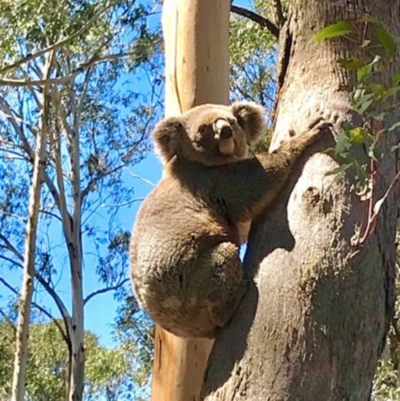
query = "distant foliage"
(0, 314, 145, 400)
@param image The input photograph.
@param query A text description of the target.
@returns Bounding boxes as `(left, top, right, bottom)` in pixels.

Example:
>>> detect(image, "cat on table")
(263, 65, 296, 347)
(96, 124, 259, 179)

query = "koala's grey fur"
(130, 101, 330, 338)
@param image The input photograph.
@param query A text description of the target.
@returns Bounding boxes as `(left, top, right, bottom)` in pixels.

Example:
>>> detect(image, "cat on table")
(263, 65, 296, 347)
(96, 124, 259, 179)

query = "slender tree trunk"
(69, 256, 84, 401)
(68, 92, 85, 401)
(65, 353, 72, 401)
(202, 1, 400, 400)
(151, 1, 230, 400)
(11, 58, 51, 401)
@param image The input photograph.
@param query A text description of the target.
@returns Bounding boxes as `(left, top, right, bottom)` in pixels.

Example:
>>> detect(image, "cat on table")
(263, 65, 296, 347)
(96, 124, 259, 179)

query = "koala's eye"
(236, 115, 245, 128)
(194, 124, 215, 151)
(196, 125, 214, 140)
(198, 125, 208, 134)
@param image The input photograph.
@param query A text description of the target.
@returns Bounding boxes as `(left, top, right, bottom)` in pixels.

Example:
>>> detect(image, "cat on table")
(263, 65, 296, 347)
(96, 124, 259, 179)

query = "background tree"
(150, 1, 229, 399)
(0, 306, 149, 401)
(11, 50, 50, 401)
(0, 0, 161, 399)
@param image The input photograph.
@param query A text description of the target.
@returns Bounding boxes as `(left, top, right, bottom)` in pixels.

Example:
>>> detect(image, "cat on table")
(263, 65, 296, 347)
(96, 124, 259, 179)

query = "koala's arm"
(220, 119, 332, 220)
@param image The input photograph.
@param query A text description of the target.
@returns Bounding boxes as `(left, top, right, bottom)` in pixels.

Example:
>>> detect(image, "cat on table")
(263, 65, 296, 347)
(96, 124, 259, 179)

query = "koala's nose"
(214, 119, 233, 139)
(220, 125, 232, 139)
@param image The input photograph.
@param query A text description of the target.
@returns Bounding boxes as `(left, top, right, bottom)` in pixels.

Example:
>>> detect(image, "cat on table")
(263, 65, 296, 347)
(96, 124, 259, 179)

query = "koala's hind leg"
(198, 242, 248, 333)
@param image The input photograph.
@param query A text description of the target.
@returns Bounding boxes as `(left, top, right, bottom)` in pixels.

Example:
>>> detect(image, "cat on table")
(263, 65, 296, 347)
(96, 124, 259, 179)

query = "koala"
(130, 101, 330, 338)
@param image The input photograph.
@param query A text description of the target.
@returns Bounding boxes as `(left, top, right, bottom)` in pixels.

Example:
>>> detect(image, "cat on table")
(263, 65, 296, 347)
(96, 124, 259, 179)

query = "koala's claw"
(307, 119, 333, 141)
(308, 117, 333, 131)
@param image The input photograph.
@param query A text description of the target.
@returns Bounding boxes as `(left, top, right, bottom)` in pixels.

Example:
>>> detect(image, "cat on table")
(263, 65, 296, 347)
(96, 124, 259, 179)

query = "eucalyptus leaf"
(313, 21, 353, 41)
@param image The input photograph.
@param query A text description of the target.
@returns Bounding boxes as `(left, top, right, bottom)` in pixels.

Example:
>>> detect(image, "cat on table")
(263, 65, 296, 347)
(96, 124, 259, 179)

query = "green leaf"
(370, 111, 386, 122)
(354, 96, 374, 114)
(368, 83, 385, 98)
(356, 55, 381, 82)
(373, 23, 398, 55)
(354, 162, 369, 193)
(313, 21, 353, 41)
(392, 73, 400, 86)
(349, 127, 366, 144)
(368, 147, 383, 161)
(337, 57, 364, 70)
(326, 163, 352, 176)
(334, 129, 350, 156)
(388, 121, 400, 132)
(353, 88, 366, 102)
(382, 86, 400, 101)
(357, 65, 373, 82)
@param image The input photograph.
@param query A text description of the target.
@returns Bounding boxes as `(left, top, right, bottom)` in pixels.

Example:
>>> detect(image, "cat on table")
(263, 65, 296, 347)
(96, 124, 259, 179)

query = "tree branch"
(0, 52, 138, 88)
(0, 277, 68, 343)
(0, 95, 63, 209)
(0, 233, 23, 259)
(0, 107, 37, 134)
(49, 91, 73, 244)
(0, 239, 72, 334)
(83, 278, 129, 306)
(81, 164, 126, 201)
(230, 4, 279, 38)
(0, 2, 117, 74)
(0, 254, 23, 269)
(39, 209, 63, 223)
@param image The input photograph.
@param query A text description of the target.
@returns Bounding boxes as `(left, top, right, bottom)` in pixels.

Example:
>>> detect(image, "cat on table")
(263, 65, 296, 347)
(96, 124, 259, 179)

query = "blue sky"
(0, 0, 253, 350)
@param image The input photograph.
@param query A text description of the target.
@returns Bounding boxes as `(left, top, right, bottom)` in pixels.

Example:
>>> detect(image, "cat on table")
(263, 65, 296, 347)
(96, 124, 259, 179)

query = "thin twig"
(83, 278, 129, 306)
(81, 164, 127, 201)
(125, 170, 156, 187)
(231, 4, 279, 38)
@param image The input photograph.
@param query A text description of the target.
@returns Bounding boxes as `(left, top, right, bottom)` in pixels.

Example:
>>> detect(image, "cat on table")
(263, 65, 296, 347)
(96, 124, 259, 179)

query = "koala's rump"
(130, 177, 234, 334)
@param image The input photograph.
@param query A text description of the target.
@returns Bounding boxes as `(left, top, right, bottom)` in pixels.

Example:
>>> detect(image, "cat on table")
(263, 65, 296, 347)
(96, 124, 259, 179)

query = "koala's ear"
(151, 117, 185, 164)
(231, 101, 266, 145)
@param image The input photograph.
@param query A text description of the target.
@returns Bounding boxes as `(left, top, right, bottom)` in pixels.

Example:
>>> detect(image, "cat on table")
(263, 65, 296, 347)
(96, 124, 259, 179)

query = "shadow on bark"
(202, 138, 337, 396)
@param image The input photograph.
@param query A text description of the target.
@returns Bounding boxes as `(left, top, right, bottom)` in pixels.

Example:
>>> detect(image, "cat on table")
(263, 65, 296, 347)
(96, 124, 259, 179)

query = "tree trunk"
(11, 63, 50, 401)
(151, 1, 230, 400)
(202, 1, 400, 400)
(68, 91, 85, 401)
(69, 256, 85, 401)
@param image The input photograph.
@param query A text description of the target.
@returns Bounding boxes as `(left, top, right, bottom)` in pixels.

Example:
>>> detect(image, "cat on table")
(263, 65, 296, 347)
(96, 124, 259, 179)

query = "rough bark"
(150, 1, 230, 400)
(11, 56, 51, 401)
(202, 1, 400, 400)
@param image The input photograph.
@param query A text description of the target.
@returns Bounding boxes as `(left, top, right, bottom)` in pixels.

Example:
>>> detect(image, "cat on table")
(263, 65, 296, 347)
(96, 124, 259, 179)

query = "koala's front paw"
(303, 118, 333, 145)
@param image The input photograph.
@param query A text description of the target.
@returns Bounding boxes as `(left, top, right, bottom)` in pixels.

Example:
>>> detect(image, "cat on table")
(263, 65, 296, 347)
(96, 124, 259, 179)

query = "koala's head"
(151, 101, 266, 166)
